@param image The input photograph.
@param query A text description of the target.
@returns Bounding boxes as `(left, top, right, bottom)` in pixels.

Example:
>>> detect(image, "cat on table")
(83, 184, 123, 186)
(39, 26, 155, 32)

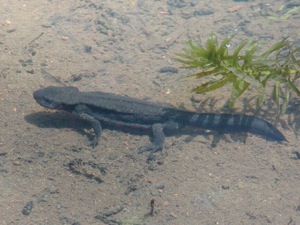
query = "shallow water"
(0, 0, 299, 224)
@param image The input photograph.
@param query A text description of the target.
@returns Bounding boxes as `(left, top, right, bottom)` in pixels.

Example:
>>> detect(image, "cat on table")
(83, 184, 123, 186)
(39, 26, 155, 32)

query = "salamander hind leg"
(138, 123, 165, 154)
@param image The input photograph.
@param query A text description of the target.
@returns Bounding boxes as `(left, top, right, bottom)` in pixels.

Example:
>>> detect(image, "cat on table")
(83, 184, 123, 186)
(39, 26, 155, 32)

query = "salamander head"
(33, 86, 80, 109)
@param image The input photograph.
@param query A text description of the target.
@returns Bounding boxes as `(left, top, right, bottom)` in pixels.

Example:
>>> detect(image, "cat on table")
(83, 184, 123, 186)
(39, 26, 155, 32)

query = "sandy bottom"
(0, 0, 299, 224)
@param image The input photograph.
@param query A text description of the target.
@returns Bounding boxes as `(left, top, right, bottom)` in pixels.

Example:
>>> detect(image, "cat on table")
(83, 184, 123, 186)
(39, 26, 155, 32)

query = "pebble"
(22, 200, 33, 215)
(159, 66, 178, 74)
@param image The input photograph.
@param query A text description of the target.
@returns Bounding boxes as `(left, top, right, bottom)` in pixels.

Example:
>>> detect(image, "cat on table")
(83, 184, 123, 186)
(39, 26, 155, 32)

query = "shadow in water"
(25, 111, 94, 140)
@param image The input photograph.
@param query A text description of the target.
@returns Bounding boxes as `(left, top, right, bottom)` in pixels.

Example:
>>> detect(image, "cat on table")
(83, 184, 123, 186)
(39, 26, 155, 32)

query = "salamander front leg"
(78, 113, 102, 147)
(73, 105, 102, 147)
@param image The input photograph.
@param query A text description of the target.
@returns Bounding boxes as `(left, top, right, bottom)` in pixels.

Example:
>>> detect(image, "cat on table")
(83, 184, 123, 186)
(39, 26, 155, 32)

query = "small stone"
(13, 160, 21, 166)
(156, 184, 165, 189)
(84, 45, 92, 53)
(159, 66, 178, 74)
(22, 201, 33, 215)
(61, 36, 69, 40)
(47, 186, 59, 194)
(222, 185, 230, 190)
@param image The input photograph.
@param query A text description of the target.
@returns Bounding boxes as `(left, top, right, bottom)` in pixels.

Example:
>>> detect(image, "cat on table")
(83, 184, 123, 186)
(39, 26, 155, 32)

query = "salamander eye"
(40, 97, 60, 109)
(42, 97, 51, 104)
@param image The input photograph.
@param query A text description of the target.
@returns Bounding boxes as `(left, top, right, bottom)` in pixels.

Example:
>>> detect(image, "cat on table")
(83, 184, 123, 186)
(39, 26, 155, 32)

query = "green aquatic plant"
(175, 33, 300, 114)
(268, 5, 300, 21)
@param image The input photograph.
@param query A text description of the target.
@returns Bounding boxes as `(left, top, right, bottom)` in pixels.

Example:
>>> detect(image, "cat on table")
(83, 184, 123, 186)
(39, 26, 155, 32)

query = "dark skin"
(33, 86, 286, 153)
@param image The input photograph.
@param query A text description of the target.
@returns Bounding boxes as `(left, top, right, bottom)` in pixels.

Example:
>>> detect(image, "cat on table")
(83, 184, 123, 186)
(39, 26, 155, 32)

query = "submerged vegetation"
(175, 33, 300, 114)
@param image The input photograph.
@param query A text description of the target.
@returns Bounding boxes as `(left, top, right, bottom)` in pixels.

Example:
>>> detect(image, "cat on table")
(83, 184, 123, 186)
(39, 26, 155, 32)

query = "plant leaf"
(226, 66, 262, 87)
(287, 79, 300, 96)
(191, 67, 222, 78)
(228, 79, 250, 108)
(281, 88, 290, 114)
(261, 38, 288, 57)
(192, 77, 229, 94)
(272, 81, 280, 108)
